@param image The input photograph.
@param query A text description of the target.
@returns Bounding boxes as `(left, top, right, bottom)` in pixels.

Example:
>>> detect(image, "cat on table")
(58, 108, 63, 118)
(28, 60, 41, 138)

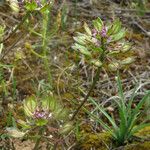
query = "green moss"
(134, 126, 150, 138)
(75, 132, 112, 150)
(124, 126, 150, 150)
(75, 126, 150, 150)
(125, 142, 150, 150)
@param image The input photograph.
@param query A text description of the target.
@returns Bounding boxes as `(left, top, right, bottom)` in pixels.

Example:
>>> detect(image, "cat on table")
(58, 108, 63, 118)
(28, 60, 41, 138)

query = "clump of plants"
(7, 95, 72, 149)
(87, 74, 150, 146)
(2, 0, 150, 149)
(71, 17, 150, 147)
(72, 17, 135, 70)
(4, 1, 73, 149)
(71, 17, 135, 120)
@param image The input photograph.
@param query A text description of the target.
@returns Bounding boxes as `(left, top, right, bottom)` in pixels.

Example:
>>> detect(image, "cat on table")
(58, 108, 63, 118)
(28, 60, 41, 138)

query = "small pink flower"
(100, 26, 107, 37)
(92, 29, 98, 37)
(33, 108, 51, 119)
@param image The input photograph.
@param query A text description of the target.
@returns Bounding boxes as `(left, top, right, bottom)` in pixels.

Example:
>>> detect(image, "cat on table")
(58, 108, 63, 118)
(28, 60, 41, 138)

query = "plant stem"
(42, 6, 53, 87)
(71, 39, 106, 121)
(33, 127, 45, 150)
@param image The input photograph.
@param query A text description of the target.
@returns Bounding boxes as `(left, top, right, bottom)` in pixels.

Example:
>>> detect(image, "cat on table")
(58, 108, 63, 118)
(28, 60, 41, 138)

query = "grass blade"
(88, 97, 118, 131)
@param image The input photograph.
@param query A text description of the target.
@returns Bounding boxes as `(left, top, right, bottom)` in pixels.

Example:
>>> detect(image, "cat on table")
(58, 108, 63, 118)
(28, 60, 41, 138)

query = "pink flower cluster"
(18, 0, 51, 8)
(33, 108, 52, 119)
(92, 26, 107, 38)
(91, 26, 111, 46)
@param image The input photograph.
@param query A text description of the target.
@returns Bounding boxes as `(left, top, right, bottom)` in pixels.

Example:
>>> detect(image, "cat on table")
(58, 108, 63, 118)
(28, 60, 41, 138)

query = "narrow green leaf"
(84, 22, 92, 36)
(88, 97, 118, 130)
(127, 83, 139, 115)
(24, 96, 37, 117)
(72, 43, 92, 57)
(83, 107, 113, 134)
(111, 29, 126, 42)
(93, 17, 103, 31)
(133, 91, 150, 116)
(36, 119, 48, 126)
(25, 2, 37, 11)
(108, 19, 121, 35)
(73, 36, 86, 45)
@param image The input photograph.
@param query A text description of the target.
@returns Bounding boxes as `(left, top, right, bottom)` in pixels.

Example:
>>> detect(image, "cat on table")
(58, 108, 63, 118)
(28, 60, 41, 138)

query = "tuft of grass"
(86, 72, 150, 146)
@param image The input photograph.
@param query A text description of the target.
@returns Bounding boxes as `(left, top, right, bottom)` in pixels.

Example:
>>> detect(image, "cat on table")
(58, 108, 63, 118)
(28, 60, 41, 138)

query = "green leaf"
(118, 107, 127, 141)
(0, 43, 3, 55)
(36, 119, 48, 126)
(17, 119, 31, 130)
(121, 43, 132, 53)
(42, 96, 56, 111)
(72, 43, 92, 57)
(60, 122, 73, 134)
(127, 83, 139, 115)
(107, 50, 120, 56)
(116, 73, 127, 133)
(84, 22, 92, 36)
(25, 2, 37, 11)
(83, 106, 113, 134)
(93, 17, 103, 31)
(108, 62, 120, 71)
(9, 0, 19, 13)
(88, 97, 118, 131)
(116, 72, 125, 103)
(24, 96, 37, 117)
(73, 36, 86, 45)
(6, 127, 26, 138)
(92, 47, 103, 52)
(40, 4, 49, 13)
(127, 91, 150, 134)
(54, 106, 67, 120)
(108, 19, 122, 35)
(111, 29, 126, 42)
(133, 91, 150, 116)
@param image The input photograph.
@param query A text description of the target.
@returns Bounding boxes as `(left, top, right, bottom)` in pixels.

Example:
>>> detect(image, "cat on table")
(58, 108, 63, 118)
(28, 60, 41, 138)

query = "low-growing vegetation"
(0, 0, 150, 149)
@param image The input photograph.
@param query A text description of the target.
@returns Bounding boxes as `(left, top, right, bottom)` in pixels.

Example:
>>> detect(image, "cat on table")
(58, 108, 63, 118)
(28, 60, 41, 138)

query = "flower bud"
(120, 57, 135, 65)
(108, 62, 120, 71)
(60, 122, 73, 134)
(91, 59, 102, 67)
(121, 43, 131, 53)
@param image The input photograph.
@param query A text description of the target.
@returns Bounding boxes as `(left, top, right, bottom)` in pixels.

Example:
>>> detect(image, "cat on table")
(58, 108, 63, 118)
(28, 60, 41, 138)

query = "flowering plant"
(71, 17, 135, 120)
(19, 0, 53, 11)
(7, 95, 72, 149)
(17, 95, 70, 129)
(72, 17, 135, 71)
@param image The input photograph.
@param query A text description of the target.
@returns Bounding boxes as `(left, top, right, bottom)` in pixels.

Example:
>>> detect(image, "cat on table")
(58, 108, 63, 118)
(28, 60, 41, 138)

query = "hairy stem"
(42, 6, 53, 87)
(71, 39, 106, 120)
(33, 127, 45, 150)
